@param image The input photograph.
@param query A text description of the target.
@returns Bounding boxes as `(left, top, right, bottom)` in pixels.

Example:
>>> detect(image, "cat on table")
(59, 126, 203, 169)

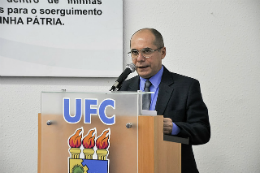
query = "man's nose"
(136, 52, 145, 61)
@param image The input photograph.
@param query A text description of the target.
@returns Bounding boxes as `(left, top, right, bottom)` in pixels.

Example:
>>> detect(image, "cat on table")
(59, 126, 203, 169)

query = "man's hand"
(163, 118, 173, 134)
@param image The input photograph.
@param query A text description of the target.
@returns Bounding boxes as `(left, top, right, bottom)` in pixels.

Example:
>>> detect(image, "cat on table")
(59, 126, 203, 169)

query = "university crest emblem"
(68, 127, 110, 173)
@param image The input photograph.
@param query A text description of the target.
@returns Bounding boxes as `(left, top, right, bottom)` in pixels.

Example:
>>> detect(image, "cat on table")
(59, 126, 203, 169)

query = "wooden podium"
(38, 92, 187, 173)
(138, 115, 181, 173)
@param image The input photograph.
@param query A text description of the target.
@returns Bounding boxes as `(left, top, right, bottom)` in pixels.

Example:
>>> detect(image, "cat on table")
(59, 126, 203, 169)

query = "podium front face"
(39, 92, 141, 173)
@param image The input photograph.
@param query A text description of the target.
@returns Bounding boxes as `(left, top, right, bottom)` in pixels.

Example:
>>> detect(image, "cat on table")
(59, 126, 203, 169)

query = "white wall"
(1, 0, 260, 172)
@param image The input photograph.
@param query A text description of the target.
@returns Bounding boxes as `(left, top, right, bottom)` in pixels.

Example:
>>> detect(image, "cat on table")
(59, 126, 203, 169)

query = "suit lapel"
(124, 68, 174, 115)
(127, 76, 140, 91)
(156, 68, 175, 115)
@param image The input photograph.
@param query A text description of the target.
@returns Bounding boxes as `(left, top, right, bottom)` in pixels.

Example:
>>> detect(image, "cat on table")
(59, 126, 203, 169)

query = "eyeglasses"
(128, 47, 163, 59)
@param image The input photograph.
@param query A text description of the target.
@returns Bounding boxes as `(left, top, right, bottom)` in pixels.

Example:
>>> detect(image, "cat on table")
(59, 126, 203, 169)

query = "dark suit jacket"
(119, 67, 210, 173)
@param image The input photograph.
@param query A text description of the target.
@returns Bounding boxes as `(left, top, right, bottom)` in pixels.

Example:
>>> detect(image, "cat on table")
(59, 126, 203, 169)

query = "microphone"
(110, 63, 136, 91)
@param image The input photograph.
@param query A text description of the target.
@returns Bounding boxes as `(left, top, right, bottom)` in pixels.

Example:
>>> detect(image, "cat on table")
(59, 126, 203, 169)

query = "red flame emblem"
(96, 130, 109, 149)
(69, 129, 82, 148)
(82, 129, 96, 148)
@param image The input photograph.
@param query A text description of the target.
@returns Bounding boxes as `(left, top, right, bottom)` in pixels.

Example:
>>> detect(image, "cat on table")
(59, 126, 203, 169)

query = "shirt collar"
(140, 66, 164, 90)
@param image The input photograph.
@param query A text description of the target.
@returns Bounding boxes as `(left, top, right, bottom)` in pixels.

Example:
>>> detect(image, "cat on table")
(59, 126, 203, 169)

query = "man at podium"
(119, 28, 210, 173)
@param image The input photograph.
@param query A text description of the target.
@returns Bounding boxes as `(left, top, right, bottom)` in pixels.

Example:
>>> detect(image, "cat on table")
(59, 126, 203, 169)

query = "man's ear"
(161, 47, 166, 59)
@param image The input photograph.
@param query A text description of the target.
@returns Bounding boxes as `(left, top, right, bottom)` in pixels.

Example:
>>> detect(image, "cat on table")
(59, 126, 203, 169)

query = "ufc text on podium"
(38, 91, 189, 173)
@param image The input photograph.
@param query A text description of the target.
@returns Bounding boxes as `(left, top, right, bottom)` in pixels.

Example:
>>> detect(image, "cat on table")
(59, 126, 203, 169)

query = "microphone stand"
(109, 63, 136, 92)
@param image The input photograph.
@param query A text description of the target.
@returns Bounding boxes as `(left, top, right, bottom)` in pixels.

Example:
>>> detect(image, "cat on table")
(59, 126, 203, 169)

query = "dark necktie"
(142, 79, 152, 110)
